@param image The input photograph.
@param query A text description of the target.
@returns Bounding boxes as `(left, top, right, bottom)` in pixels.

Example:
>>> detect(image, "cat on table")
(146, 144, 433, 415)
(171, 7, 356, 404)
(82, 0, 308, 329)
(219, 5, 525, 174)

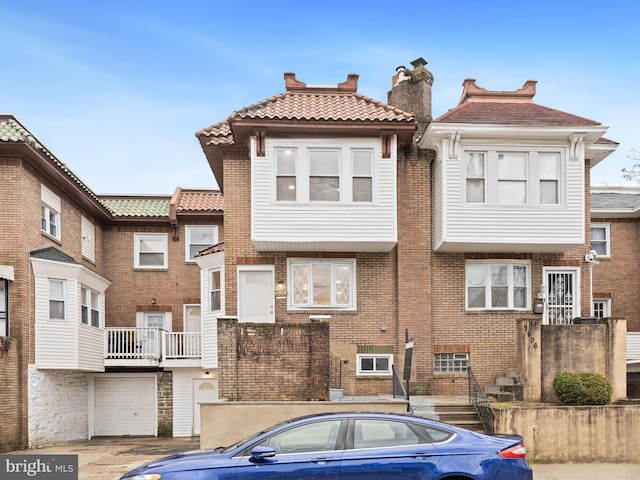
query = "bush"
(552, 372, 612, 406)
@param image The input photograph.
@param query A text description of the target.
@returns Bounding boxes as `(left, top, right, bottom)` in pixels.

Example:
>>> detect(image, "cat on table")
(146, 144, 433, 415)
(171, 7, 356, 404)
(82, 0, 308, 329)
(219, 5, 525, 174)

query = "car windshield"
(222, 418, 293, 453)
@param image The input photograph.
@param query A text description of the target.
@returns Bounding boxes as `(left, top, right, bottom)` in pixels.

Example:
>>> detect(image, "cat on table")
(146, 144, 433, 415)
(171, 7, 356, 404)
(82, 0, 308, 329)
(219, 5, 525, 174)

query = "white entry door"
(238, 267, 274, 323)
(193, 378, 218, 435)
(94, 375, 156, 436)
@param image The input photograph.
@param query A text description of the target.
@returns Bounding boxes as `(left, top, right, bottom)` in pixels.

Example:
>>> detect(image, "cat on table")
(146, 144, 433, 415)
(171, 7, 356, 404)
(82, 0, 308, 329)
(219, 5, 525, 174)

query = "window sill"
(133, 267, 169, 272)
(41, 231, 62, 244)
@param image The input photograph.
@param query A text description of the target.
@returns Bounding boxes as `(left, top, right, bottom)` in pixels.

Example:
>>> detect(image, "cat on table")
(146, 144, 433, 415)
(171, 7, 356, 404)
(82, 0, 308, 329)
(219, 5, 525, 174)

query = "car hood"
(121, 449, 232, 478)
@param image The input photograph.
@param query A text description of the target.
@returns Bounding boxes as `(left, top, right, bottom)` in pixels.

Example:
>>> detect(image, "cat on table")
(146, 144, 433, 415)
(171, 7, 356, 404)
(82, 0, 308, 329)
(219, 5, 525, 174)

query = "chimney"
(387, 57, 434, 134)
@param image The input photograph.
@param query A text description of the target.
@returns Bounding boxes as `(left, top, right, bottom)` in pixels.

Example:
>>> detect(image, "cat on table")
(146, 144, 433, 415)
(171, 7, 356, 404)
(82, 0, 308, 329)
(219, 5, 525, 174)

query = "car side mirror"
(250, 445, 276, 462)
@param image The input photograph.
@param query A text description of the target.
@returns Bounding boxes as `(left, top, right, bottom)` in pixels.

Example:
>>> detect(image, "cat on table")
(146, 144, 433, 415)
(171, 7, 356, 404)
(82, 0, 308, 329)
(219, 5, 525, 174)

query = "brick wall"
(592, 218, 640, 331)
(217, 318, 329, 401)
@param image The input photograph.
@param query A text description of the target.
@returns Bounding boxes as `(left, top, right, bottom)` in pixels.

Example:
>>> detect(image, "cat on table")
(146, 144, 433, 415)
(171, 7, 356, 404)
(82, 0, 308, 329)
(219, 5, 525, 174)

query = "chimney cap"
(410, 57, 427, 68)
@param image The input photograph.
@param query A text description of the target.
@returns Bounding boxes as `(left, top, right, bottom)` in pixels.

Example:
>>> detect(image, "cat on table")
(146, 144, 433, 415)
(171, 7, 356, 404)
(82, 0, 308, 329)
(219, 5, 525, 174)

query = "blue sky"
(1, 1, 638, 194)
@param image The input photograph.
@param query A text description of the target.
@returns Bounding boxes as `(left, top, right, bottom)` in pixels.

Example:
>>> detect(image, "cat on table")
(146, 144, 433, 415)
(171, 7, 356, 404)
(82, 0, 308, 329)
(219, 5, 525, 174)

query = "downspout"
(170, 187, 182, 241)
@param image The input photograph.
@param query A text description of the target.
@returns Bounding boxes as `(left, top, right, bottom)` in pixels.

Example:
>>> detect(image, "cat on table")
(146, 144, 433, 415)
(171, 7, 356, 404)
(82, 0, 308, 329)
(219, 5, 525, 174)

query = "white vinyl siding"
(31, 256, 110, 371)
(434, 144, 583, 253)
(252, 137, 397, 252)
(196, 251, 224, 369)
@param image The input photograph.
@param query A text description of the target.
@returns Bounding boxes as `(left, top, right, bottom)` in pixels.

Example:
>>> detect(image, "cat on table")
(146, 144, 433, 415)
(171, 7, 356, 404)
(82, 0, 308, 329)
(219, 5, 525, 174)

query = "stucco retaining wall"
(494, 404, 640, 463)
(200, 400, 408, 449)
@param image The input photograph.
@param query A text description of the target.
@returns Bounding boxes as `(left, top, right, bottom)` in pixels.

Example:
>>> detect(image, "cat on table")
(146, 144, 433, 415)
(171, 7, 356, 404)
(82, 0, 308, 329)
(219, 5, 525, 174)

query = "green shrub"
(552, 372, 612, 406)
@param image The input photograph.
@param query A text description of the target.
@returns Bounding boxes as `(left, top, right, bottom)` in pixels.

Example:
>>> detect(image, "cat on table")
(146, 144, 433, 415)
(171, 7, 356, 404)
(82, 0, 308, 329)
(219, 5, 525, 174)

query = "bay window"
(49, 279, 66, 320)
(81, 286, 100, 327)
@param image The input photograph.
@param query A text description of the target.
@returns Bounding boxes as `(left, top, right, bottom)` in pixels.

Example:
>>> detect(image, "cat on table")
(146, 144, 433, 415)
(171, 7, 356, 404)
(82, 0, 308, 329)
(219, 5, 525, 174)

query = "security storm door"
(238, 267, 274, 323)
(544, 268, 579, 325)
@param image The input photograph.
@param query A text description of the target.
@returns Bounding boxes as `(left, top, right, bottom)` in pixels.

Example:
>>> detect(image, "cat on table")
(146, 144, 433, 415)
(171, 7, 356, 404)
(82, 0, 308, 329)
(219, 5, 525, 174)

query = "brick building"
(0, 58, 627, 450)
(195, 58, 618, 400)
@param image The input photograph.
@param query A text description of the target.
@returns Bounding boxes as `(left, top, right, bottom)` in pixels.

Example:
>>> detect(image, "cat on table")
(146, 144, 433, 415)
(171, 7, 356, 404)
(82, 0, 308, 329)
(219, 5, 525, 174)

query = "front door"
(544, 268, 579, 325)
(193, 378, 218, 435)
(238, 268, 274, 323)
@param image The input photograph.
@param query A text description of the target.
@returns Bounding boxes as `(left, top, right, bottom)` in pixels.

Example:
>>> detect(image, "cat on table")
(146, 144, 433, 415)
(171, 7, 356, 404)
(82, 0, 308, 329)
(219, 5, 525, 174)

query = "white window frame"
(185, 226, 218, 261)
(210, 268, 222, 313)
(41, 185, 62, 240)
(272, 139, 377, 204)
(134, 233, 168, 269)
(434, 353, 469, 374)
(48, 278, 66, 321)
(81, 286, 101, 328)
(592, 298, 611, 318)
(590, 223, 611, 258)
(463, 147, 564, 206)
(356, 353, 393, 376)
(287, 258, 356, 311)
(465, 260, 531, 311)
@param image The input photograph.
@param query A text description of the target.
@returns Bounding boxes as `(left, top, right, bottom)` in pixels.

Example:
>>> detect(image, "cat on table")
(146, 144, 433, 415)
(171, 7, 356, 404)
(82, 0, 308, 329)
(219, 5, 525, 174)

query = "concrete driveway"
(8, 436, 639, 480)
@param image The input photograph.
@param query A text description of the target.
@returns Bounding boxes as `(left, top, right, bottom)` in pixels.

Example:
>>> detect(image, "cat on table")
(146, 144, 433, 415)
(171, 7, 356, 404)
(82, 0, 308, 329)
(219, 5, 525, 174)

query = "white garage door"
(94, 376, 156, 436)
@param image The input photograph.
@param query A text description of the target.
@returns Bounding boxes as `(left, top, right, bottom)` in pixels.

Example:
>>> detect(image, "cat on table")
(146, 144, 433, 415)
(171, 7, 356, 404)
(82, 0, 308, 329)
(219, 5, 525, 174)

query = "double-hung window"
(186, 226, 218, 261)
(590, 223, 610, 257)
(289, 258, 355, 310)
(210, 269, 221, 312)
(309, 149, 340, 201)
(466, 261, 530, 310)
(464, 148, 563, 205)
(273, 141, 375, 204)
(134, 233, 168, 269)
(49, 279, 66, 320)
(41, 185, 61, 240)
(81, 286, 100, 327)
(276, 148, 297, 201)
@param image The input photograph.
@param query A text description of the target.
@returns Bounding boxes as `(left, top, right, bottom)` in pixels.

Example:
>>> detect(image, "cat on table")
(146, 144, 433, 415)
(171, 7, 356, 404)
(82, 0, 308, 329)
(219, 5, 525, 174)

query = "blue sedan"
(120, 412, 532, 480)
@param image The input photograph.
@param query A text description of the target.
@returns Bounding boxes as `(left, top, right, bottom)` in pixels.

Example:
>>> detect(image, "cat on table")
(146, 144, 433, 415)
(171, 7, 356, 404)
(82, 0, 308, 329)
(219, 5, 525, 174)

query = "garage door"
(94, 376, 156, 436)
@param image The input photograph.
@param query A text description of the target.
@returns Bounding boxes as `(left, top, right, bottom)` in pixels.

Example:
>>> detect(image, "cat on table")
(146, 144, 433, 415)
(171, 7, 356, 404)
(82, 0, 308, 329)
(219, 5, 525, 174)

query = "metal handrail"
(467, 367, 495, 433)
(392, 364, 407, 400)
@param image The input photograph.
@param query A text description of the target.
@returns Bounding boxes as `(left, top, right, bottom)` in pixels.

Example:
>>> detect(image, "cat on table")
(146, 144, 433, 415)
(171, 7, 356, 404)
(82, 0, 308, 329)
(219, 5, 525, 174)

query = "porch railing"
(329, 353, 344, 390)
(163, 331, 202, 359)
(392, 364, 407, 400)
(104, 327, 162, 360)
(467, 367, 495, 433)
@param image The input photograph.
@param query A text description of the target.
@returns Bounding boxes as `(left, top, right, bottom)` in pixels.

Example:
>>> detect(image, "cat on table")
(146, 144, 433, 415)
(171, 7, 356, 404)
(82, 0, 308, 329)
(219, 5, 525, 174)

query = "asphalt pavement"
(7, 436, 640, 480)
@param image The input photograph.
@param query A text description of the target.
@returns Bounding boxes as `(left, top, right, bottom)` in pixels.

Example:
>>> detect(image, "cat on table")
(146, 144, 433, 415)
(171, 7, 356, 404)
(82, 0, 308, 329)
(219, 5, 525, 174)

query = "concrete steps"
(485, 368, 524, 402)
(411, 399, 485, 432)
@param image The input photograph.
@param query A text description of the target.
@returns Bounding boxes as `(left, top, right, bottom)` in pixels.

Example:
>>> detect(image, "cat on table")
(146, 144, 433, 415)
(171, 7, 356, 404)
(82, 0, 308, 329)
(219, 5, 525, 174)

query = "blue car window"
(353, 419, 419, 449)
(257, 419, 343, 454)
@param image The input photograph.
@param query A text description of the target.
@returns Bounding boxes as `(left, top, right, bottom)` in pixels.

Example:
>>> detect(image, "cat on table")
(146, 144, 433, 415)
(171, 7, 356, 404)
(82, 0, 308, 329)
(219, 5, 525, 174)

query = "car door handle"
(311, 457, 337, 464)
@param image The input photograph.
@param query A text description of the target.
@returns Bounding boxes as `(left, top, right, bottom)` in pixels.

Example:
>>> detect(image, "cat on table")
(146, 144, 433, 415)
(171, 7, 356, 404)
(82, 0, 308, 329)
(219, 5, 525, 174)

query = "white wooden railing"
(162, 331, 202, 359)
(104, 327, 202, 362)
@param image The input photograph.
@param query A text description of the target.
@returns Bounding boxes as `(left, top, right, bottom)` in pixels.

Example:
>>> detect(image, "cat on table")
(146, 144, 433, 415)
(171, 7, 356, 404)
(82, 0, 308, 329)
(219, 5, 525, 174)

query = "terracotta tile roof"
(100, 197, 171, 218)
(435, 101, 602, 127)
(196, 120, 233, 146)
(1, 115, 108, 210)
(177, 190, 223, 212)
(194, 241, 224, 258)
(197, 88, 414, 146)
